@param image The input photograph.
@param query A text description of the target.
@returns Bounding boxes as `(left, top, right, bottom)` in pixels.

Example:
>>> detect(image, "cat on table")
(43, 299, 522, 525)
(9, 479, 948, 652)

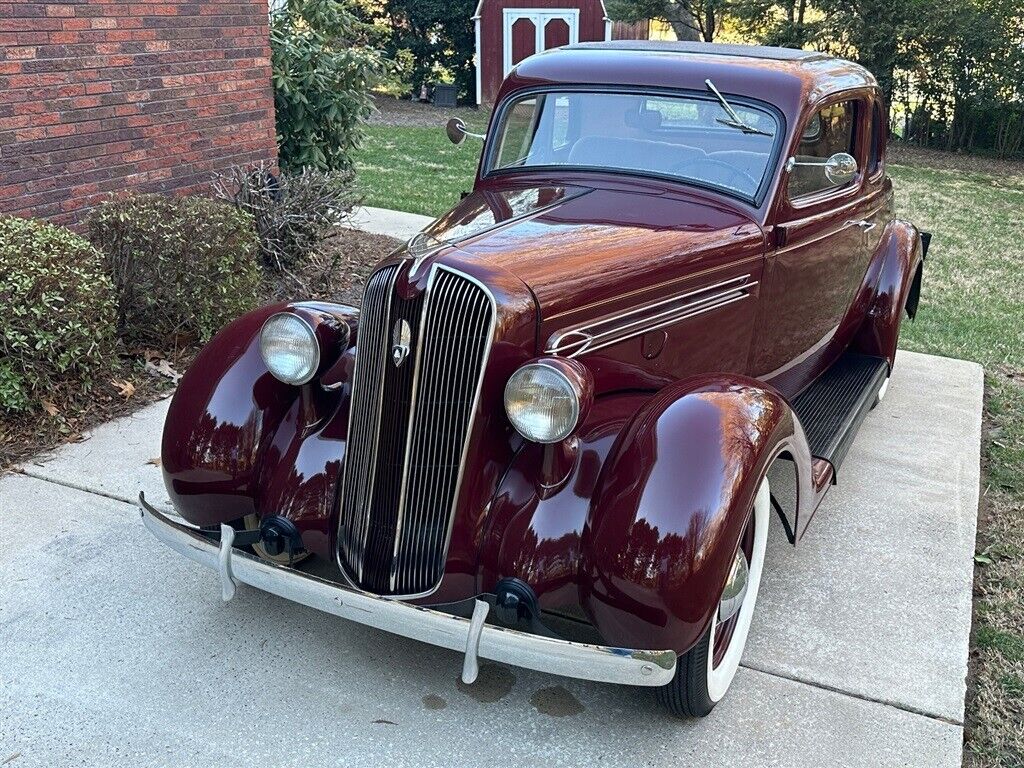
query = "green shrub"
(0, 216, 117, 413)
(87, 194, 262, 346)
(214, 163, 359, 273)
(271, 0, 388, 172)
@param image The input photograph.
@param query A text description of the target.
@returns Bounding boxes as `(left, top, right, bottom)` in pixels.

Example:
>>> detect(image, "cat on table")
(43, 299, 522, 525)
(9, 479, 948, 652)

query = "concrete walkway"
(0, 351, 982, 768)
(0, 209, 983, 767)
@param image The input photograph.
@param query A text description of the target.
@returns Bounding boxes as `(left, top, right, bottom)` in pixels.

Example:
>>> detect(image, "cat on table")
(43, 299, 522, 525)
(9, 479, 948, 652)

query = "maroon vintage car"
(141, 41, 927, 717)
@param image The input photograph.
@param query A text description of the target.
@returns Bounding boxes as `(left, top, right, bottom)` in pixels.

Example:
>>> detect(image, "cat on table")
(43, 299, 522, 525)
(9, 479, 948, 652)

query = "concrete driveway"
(0, 348, 982, 767)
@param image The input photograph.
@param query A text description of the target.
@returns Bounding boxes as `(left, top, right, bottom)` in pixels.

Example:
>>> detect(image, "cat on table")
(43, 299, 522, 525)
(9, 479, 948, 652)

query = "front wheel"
(657, 477, 770, 718)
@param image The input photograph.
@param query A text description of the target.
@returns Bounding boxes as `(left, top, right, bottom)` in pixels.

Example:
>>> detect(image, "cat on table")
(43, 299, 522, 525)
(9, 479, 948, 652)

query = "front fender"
(161, 301, 358, 555)
(579, 375, 813, 654)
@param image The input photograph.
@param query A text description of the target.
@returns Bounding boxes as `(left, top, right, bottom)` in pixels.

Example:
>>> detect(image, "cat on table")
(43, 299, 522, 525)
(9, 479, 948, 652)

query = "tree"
(731, 0, 817, 48)
(367, 0, 478, 102)
(607, 0, 728, 42)
(271, 0, 388, 172)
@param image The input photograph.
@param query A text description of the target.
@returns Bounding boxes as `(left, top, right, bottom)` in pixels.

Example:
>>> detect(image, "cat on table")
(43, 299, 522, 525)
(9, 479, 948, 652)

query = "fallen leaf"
(147, 457, 162, 467)
(145, 358, 182, 384)
(111, 379, 136, 399)
(41, 400, 60, 417)
(371, 719, 397, 725)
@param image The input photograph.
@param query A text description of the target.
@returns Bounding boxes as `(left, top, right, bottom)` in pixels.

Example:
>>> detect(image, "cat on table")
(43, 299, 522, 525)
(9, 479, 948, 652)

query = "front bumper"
(139, 495, 676, 687)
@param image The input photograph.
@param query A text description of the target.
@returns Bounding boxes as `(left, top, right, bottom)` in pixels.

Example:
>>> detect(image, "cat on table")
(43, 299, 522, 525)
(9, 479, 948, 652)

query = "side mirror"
(446, 117, 467, 146)
(785, 151, 858, 185)
(445, 117, 486, 146)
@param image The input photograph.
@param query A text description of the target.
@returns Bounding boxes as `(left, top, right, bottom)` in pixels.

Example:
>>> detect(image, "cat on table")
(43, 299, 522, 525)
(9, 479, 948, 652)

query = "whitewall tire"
(657, 477, 770, 717)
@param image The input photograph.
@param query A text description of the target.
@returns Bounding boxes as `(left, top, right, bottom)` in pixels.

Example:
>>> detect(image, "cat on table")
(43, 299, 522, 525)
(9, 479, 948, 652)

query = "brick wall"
(0, 0, 278, 226)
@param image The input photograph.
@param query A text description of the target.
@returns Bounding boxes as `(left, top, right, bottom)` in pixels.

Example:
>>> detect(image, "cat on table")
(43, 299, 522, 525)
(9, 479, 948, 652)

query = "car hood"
(420, 182, 765, 341)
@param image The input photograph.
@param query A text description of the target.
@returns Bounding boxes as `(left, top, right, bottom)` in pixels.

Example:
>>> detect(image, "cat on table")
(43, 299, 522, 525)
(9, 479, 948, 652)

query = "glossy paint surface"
(580, 376, 811, 652)
(162, 45, 923, 657)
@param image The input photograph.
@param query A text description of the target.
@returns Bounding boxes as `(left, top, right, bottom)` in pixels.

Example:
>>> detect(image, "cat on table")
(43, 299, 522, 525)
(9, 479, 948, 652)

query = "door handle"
(848, 219, 877, 232)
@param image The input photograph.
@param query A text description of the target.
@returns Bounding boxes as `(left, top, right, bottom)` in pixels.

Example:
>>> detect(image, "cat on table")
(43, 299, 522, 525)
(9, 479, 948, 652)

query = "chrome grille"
(337, 265, 495, 597)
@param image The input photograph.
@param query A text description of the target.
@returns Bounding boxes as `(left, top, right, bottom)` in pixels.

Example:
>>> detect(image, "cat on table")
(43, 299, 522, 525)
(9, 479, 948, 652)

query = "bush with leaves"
(0, 216, 117, 413)
(87, 195, 262, 347)
(271, 0, 388, 172)
(214, 163, 359, 277)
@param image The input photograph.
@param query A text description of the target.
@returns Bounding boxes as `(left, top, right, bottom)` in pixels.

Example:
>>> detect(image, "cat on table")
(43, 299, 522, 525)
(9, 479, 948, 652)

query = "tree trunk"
(666, 2, 700, 41)
(704, 7, 715, 41)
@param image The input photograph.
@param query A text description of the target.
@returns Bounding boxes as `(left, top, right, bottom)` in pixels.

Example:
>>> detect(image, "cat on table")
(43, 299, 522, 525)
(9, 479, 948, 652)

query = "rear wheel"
(657, 478, 770, 718)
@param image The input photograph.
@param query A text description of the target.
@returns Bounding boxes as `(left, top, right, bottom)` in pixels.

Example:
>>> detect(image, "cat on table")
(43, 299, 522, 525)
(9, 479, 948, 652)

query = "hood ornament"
(405, 232, 442, 278)
(391, 319, 412, 367)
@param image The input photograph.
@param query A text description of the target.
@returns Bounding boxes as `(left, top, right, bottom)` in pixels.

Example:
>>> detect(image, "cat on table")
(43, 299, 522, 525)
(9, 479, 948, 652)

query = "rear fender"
(852, 220, 925, 368)
(579, 375, 814, 654)
(161, 302, 357, 556)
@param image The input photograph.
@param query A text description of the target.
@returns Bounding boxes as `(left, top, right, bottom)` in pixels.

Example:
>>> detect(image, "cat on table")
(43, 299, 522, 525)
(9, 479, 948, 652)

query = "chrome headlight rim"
(259, 311, 321, 386)
(503, 360, 584, 444)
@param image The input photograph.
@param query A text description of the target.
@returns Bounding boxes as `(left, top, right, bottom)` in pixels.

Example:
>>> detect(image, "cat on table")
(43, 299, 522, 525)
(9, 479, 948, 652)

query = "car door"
(751, 94, 879, 398)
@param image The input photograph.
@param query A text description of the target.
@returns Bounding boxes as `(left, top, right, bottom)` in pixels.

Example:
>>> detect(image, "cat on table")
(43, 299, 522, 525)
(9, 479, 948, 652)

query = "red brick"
(7, 46, 38, 59)
(1, 0, 277, 226)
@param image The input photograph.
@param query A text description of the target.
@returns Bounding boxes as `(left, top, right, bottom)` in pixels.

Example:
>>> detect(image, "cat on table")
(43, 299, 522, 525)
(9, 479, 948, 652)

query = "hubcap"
(718, 550, 749, 623)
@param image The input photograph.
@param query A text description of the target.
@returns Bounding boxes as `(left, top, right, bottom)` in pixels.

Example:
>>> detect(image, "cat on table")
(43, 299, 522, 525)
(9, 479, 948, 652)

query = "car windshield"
(487, 90, 780, 201)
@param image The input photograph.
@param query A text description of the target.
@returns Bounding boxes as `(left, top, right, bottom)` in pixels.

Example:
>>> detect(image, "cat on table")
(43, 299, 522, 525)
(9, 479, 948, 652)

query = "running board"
(792, 352, 889, 475)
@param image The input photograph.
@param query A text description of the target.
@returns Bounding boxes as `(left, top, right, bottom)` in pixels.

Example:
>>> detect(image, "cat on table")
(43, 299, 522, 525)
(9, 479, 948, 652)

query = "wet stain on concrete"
(455, 663, 516, 703)
(530, 686, 585, 717)
(421, 694, 447, 710)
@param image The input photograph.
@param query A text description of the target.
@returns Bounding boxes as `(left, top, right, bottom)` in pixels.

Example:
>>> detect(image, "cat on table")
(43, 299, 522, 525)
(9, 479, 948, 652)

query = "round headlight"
(504, 362, 582, 443)
(260, 313, 320, 385)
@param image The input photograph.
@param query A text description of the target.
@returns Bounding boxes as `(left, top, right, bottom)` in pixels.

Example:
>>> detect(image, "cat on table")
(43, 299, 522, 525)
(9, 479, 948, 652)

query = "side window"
(869, 101, 884, 175)
(789, 100, 858, 200)
(496, 97, 539, 168)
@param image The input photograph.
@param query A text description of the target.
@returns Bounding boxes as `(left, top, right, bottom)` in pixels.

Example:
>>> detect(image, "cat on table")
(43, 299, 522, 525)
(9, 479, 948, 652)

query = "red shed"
(473, 0, 612, 104)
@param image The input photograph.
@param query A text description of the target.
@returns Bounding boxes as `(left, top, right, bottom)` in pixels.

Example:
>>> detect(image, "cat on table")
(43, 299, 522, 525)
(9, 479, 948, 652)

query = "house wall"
(478, 0, 608, 104)
(0, 0, 278, 226)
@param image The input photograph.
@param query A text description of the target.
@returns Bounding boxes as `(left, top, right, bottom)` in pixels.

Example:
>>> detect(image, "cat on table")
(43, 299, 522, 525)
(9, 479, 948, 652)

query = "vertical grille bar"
(337, 265, 496, 597)
(337, 266, 397, 581)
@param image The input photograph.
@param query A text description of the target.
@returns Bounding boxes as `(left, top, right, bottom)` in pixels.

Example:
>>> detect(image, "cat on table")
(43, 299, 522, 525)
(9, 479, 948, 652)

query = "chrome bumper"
(138, 495, 676, 687)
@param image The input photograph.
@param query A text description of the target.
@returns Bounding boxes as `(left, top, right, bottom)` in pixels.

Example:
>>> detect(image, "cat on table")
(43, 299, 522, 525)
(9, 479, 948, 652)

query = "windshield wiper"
(705, 79, 773, 137)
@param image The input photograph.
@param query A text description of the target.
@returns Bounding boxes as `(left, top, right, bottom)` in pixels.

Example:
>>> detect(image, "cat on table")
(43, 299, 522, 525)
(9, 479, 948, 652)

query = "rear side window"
(869, 101, 884, 175)
(789, 100, 858, 199)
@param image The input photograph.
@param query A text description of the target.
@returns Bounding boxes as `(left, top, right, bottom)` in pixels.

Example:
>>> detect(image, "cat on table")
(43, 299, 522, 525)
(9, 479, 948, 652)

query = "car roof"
(565, 40, 832, 63)
(505, 42, 878, 120)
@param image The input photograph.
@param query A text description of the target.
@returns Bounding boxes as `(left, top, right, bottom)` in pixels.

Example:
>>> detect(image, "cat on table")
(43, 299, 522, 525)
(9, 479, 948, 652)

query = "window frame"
(482, 84, 788, 208)
(785, 96, 864, 207)
(868, 98, 885, 179)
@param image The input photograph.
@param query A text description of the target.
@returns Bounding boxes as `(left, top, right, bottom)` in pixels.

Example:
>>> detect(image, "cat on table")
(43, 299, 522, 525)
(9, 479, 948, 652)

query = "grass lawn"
(354, 128, 1024, 765)
(355, 111, 489, 216)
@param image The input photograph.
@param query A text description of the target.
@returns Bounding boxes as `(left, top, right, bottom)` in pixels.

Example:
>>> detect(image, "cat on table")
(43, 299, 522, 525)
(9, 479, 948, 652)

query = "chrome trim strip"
(544, 253, 762, 324)
(140, 497, 676, 687)
(546, 275, 757, 358)
(775, 201, 886, 255)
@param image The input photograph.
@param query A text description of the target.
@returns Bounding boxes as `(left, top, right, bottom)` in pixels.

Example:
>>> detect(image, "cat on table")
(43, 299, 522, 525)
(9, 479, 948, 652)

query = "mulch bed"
(0, 227, 401, 473)
(368, 93, 486, 128)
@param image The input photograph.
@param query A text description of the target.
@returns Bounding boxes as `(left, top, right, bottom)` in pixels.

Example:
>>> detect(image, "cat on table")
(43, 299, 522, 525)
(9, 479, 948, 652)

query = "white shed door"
(502, 8, 580, 77)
